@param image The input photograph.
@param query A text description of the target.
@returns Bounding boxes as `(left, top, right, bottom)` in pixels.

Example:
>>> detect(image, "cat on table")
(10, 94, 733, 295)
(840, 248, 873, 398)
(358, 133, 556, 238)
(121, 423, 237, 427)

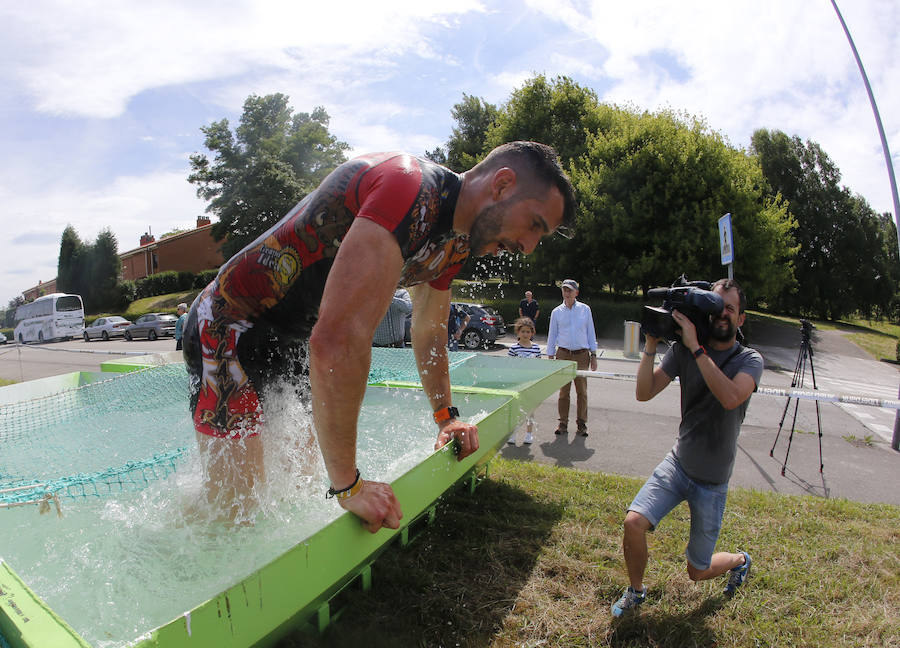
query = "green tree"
(56, 226, 122, 312)
(57, 225, 85, 296)
(751, 128, 898, 319)
(188, 94, 350, 258)
(89, 229, 122, 311)
(57, 225, 91, 302)
(445, 94, 499, 172)
(575, 110, 795, 302)
(5, 296, 25, 328)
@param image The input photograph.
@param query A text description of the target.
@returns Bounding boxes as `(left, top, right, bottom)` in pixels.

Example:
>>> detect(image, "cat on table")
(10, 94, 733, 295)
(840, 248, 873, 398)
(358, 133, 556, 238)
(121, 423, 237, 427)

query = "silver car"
(124, 313, 177, 341)
(0, 330, 6, 344)
(84, 316, 132, 341)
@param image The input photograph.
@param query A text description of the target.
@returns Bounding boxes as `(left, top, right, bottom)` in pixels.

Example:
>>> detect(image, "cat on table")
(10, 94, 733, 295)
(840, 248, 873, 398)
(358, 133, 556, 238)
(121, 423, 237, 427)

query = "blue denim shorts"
(628, 453, 728, 570)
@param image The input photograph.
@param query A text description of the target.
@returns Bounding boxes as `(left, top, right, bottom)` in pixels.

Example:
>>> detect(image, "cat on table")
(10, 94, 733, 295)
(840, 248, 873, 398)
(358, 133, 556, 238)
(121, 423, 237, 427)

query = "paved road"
(2, 325, 898, 506)
(487, 325, 900, 507)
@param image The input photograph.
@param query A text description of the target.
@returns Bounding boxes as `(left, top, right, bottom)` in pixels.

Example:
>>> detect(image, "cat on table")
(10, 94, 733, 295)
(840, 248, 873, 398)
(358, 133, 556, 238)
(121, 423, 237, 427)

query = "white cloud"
(0, 172, 204, 304)
(2, 0, 487, 118)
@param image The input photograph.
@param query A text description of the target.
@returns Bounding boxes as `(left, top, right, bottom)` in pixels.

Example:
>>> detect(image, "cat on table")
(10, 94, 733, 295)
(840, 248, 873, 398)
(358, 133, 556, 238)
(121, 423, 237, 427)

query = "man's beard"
(468, 200, 505, 256)
(708, 316, 737, 342)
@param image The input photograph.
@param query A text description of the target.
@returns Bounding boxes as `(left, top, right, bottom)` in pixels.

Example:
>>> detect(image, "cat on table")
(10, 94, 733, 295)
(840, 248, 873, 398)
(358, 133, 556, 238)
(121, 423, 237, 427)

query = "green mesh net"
(0, 348, 473, 509)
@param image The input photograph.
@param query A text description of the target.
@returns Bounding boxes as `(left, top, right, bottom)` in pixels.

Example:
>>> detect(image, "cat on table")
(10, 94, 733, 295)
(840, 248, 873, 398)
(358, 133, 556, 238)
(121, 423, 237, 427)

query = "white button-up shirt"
(546, 300, 597, 356)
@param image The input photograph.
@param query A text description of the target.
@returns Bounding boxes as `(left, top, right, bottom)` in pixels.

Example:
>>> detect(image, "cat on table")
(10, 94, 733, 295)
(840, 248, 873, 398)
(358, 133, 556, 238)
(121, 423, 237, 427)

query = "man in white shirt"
(546, 279, 598, 436)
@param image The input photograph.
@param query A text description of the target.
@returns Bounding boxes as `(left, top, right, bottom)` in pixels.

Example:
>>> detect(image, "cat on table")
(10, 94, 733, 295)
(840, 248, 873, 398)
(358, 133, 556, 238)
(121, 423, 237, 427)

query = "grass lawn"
(293, 459, 900, 648)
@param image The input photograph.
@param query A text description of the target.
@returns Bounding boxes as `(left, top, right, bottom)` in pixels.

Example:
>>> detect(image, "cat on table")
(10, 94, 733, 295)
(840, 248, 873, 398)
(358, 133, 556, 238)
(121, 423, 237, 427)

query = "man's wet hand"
(338, 480, 403, 534)
(434, 420, 480, 461)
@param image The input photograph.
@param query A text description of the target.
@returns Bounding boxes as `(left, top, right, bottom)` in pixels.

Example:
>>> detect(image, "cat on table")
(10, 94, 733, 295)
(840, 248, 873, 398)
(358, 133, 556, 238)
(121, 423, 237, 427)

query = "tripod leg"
(772, 341, 807, 457)
(772, 397, 792, 456)
(782, 396, 801, 476)
(807, 351, 825, 473)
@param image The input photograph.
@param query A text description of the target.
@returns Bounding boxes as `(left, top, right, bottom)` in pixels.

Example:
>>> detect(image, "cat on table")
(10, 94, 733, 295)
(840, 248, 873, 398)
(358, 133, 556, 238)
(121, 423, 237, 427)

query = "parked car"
(0, 331, 6, 344)
(124, 313, 177, 341)
(455, 302, 506, 349)
(403, 302, 507, 350)
(83, 316, 132, 341)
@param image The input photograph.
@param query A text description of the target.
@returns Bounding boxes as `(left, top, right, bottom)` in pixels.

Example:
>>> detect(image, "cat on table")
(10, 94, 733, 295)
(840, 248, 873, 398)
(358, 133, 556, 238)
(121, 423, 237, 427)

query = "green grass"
(121, 290, 198, 319)
(0, 377, 14, 387)
(290, 459, 900, 648)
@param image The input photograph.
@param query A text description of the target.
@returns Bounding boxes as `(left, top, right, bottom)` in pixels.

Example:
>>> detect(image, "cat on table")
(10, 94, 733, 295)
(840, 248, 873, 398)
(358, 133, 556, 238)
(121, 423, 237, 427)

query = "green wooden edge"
(0, 561, 91, 648)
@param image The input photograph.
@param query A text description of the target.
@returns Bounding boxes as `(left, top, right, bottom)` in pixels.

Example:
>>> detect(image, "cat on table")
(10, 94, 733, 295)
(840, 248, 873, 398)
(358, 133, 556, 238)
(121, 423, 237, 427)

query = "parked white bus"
(13, 293, 85, 343)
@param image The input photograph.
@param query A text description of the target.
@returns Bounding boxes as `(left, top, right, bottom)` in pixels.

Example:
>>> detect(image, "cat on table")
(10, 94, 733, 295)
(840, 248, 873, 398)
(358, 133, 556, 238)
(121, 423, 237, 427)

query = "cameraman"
(611, 278, 764, 617)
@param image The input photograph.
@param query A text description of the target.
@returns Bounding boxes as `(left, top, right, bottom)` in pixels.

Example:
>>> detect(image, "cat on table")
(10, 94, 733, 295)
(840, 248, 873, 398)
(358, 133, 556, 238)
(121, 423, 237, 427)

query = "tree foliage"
(575, 110, 796, 303)
(56, 226, 122, 312)
(439, 75, 796, 303)
(188, 94, 350, 258)
(751, 129, 899, 319)
(445, 94, 499, 172)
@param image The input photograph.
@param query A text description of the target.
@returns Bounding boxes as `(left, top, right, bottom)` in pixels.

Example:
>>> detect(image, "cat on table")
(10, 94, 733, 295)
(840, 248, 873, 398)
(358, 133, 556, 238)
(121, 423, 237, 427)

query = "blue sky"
(2, 0, 898, 307)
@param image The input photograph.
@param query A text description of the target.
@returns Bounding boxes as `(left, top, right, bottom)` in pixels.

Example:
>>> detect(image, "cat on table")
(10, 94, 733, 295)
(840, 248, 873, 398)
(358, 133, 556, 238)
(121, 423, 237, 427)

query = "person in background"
(447, 302, 470, 351)
(373, 288, 412, 348)
(506, 317, 541, 445)
(545, 279, 598, 437)
(610, 278, 763, 617)
(518, 290, 540, 327)
(174, 303, 188, 351)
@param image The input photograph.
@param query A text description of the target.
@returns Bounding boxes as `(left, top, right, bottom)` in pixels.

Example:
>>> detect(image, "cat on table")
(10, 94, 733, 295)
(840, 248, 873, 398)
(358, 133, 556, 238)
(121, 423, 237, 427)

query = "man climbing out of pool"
(182, 141, 576, 528)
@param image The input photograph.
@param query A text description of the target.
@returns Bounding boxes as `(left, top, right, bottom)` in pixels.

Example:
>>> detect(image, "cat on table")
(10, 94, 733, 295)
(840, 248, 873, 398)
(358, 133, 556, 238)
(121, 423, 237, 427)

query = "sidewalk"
(482, 331, 900, 507)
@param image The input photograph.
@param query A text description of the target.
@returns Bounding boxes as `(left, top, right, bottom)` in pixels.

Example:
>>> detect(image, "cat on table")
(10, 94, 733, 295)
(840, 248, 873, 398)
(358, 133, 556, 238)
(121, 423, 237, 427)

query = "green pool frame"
(0, 351, 575, 647)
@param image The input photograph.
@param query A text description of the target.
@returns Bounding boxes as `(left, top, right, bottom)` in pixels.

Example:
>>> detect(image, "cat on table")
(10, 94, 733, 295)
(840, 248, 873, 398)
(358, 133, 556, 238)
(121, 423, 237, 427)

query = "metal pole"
(830, 0, 900, 451)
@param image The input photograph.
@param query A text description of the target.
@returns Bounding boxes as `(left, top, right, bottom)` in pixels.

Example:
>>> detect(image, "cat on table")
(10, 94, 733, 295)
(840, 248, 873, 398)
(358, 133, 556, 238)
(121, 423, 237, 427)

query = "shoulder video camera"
(640, 275, 724, 344)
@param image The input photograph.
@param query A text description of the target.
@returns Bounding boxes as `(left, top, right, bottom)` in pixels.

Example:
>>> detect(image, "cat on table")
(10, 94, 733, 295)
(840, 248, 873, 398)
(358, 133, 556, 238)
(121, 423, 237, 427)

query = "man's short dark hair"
(712, 278, 747, 313)
(478, 141, 577, 231)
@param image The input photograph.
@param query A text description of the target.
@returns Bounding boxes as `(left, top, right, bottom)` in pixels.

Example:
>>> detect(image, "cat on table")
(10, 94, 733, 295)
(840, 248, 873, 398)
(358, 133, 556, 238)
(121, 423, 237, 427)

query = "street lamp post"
(830, 0, 900, 451)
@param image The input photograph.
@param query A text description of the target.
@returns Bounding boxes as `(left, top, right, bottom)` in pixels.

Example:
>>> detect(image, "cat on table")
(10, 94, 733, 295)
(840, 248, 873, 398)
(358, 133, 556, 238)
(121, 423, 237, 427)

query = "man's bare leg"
(196, 431, 265, 522)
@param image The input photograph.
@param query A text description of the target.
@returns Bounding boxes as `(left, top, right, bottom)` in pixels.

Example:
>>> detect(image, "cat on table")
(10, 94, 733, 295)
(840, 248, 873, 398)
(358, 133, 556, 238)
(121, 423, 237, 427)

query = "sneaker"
(577, 427, 588, 437)
(724, 552, 752, 595)
(611, 585, 646, 617)
(554, 426, 567, 435)
(507, 437, 516, 445)
(523, 432, 534, 444)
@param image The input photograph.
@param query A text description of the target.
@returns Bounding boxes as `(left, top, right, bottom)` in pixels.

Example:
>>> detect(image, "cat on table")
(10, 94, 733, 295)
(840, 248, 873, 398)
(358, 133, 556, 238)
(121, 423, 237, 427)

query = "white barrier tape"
(576, 369, 900, 410)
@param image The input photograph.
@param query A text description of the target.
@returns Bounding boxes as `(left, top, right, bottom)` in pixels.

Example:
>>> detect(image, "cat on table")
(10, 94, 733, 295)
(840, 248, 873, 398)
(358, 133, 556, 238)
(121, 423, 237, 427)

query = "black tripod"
(770, 319, 824, 476)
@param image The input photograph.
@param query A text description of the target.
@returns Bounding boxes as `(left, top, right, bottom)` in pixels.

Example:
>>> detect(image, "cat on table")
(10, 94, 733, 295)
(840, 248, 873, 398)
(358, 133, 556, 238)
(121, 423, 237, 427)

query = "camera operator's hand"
(672, 309, 700, 352)
(643, 333, 662, 355)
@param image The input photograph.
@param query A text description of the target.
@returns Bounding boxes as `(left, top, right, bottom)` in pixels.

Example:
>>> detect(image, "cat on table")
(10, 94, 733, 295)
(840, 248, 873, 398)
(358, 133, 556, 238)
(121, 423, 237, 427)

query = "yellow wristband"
(326, 469, 362, 500)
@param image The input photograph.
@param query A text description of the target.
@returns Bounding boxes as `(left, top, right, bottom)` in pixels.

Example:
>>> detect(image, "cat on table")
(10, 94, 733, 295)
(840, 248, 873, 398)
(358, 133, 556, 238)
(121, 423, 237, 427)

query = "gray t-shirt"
(660, 341, 764, 484)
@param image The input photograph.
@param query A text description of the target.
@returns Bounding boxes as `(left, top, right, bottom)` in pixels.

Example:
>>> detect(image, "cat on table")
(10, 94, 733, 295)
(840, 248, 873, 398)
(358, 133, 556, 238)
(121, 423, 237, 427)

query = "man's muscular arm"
(310, 218, 404, 533)
(409, 283, 480, 460)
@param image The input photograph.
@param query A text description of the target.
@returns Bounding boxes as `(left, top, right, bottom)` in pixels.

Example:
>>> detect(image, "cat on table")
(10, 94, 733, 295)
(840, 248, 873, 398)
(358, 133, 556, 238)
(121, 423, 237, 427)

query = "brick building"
(22, 279, 58, 302)
(119, 217, 224, 281)
(20, 217, 225, 300)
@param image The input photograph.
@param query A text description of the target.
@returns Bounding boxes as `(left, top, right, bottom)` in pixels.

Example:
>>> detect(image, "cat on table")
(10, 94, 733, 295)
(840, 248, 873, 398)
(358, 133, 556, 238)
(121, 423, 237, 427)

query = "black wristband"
(693, 346, 706, 359)
(326, 468, 362, 500)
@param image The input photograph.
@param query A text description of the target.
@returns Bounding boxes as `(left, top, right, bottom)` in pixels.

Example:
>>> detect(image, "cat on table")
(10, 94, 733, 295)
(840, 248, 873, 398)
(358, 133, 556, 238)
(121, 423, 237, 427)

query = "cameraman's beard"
(709, 317, 736, 342)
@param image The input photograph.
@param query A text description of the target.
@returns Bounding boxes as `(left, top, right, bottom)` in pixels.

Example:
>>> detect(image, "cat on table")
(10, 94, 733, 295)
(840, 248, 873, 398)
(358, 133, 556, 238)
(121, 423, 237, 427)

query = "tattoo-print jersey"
(184, 153, 468, 437)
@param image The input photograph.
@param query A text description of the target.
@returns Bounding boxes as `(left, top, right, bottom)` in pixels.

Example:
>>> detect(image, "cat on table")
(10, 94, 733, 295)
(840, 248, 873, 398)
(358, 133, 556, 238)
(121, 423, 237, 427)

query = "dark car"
(124, 313, 177, 341)
(84, 315, 132, 341)
(403, 302, 507, 350)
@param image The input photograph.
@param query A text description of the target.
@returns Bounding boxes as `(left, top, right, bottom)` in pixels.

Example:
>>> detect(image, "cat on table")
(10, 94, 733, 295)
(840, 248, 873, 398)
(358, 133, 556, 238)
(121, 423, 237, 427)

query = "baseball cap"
(561, 279, 579, 291)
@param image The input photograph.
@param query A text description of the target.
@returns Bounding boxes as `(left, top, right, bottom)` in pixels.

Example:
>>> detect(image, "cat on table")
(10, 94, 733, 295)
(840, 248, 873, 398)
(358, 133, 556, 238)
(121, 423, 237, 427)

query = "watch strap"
(433, 406, 459, 424)
(693, 346, 706, 359)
